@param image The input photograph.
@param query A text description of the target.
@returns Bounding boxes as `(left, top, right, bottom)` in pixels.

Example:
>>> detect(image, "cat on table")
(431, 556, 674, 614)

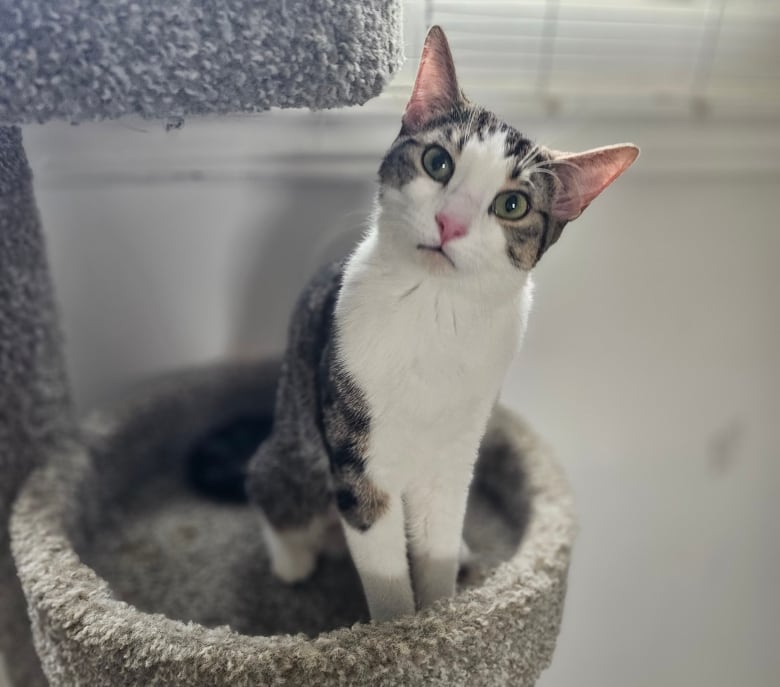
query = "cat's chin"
(416, 243, 457, 271)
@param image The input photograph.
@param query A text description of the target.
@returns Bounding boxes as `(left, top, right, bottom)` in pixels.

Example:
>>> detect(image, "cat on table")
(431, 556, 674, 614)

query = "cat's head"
(376, 26, 638, 289)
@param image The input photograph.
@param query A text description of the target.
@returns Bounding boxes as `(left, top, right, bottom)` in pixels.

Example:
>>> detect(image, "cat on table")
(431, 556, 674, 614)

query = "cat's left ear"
(402, 26, 461, 133)
(549, 144, 639, 221)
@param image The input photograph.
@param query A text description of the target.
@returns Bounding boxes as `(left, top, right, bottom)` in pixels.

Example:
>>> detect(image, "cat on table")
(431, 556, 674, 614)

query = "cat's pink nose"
(436, 212, 468, 245)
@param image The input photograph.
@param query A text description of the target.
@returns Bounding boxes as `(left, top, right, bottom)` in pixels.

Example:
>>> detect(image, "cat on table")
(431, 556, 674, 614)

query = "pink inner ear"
(402, 26, 460, 132)
(551, 144, 639, 221)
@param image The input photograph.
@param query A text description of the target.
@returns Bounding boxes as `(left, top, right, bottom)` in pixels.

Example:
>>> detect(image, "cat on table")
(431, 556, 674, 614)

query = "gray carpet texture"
(0, 0, 404, 124)
(11, 361, 576, 686)
(0, 126, 76, 687)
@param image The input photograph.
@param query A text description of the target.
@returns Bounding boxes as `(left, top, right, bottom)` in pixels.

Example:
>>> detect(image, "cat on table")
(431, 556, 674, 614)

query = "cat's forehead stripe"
(456, 128, 514, 194)
(415, 104, 538, 164)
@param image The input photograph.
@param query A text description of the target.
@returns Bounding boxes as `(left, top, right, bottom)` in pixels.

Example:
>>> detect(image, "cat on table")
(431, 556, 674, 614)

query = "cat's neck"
(334, 215, 531, 419)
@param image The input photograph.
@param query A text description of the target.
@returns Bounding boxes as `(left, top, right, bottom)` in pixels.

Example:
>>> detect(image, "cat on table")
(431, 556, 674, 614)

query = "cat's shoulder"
(295, 258, 347, 316)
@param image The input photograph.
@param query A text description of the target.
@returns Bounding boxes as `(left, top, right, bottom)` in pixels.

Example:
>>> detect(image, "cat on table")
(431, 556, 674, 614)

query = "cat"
(245, 25, 638, 622)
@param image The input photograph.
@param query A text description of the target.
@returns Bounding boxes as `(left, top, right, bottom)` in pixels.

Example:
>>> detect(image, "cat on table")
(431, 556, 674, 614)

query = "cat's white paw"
(260, 517, 321, 584)
(270, 546, 317, 584)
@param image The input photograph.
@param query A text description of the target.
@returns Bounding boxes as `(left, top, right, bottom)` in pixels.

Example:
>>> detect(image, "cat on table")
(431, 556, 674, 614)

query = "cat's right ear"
(402, 26, 461, 133)
(549, 144, 640, 221)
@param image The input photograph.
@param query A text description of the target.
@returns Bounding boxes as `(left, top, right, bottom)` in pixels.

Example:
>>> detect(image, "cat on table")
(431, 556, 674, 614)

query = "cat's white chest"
(335, 259, 526, 487)
(343, 286, 512, 403)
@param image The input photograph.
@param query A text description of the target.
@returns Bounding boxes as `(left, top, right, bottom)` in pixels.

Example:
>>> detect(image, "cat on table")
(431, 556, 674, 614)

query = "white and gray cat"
(246, 26, 638, 622)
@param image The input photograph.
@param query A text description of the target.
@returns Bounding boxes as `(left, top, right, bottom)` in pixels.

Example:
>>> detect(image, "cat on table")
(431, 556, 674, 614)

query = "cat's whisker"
(524, 164, 558, 179)
(516, 143, 542, 171)
(548, 158, 583, 171)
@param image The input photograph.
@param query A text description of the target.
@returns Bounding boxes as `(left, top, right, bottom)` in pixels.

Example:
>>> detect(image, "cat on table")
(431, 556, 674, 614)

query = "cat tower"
(0, 1, 576, 685)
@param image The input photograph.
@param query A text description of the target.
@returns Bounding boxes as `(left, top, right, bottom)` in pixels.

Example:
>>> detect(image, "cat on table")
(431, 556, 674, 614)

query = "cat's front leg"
(340, 490, 416, 622)
(405, 466, 473, 610)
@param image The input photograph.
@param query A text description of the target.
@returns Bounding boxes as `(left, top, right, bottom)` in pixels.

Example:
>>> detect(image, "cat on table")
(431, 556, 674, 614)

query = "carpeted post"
(0, 126, 76, 686)
(0, 0, 403, 679)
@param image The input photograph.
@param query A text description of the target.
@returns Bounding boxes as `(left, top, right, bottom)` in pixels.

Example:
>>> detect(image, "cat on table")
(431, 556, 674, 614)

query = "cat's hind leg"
(246, 437, 336, 583)
(259, 511, 331, 583)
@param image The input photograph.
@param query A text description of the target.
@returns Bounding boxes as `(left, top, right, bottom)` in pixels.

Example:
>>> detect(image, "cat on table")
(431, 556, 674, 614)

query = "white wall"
(21, 109, 780, 686)
(515, 174, 780, 687)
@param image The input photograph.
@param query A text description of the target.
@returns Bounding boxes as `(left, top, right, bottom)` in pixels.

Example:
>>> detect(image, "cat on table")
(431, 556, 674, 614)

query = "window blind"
(383, 0, 780, 120)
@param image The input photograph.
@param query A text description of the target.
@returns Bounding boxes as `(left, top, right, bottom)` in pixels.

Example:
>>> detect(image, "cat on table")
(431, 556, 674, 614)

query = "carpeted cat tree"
(0, 2, 575, 685)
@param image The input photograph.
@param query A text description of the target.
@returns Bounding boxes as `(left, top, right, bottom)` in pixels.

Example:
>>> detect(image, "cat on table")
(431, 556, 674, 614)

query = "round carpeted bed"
(10, 360, 575, 686)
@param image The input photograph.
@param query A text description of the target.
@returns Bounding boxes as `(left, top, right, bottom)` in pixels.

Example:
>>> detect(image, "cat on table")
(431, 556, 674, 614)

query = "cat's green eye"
(422, 145, 454, 183)
(492, 191, 530, 220)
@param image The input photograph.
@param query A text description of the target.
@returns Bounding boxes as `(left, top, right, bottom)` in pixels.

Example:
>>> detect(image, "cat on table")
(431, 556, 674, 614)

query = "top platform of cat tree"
(0, 0, 404, 124)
